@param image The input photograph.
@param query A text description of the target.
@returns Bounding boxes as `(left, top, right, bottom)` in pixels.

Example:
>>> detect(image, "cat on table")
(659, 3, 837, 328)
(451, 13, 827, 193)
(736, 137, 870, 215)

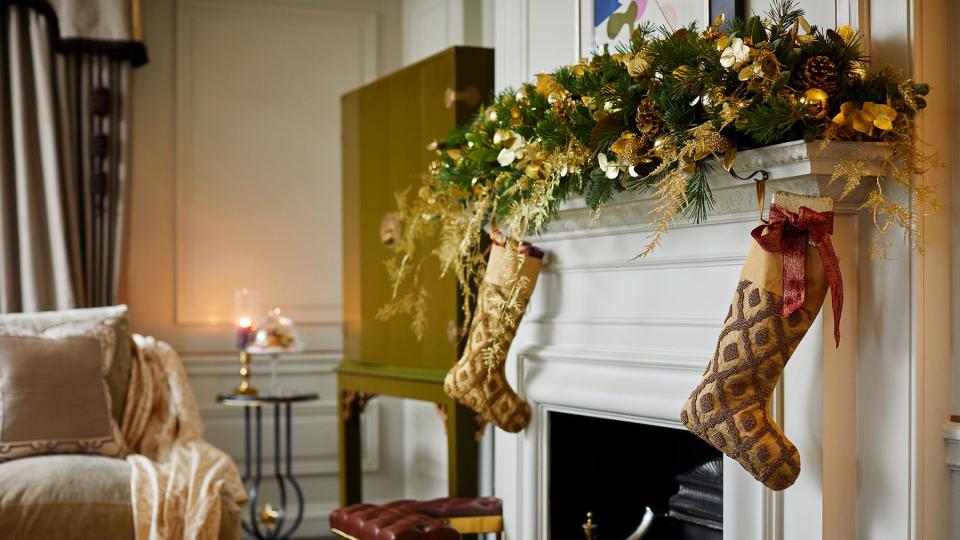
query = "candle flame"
(238, 317, 252, 328)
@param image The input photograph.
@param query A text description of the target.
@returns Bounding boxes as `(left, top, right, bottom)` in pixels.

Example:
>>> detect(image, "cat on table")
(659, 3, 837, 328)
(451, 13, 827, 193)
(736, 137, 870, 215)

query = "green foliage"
(740, 96, 806, 145)
(420, 0, 927, 244)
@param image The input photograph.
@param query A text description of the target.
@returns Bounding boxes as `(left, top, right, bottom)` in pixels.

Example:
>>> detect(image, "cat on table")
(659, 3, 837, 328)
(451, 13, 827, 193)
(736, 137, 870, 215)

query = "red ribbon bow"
(751, 204, 843, 346)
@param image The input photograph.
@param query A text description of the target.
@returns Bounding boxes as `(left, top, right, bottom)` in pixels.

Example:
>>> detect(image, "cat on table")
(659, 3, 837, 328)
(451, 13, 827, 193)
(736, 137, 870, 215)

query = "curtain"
(0, 3, 132, 312)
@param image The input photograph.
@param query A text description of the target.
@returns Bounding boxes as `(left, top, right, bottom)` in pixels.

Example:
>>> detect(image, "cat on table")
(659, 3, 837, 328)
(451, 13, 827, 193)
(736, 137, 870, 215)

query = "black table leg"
(272, 403, 287, 538)
(284, 402, 306, 536)
(243, 406, 267, 539)
(226, 396, 313, 540)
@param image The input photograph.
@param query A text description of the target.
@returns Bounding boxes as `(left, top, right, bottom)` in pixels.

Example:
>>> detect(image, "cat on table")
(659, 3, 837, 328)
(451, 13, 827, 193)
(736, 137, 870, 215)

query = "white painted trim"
(909, 0, 954, 536)
(543, 252, 745, 274)
(518, 343, 707, 373)
(493, 0, 528, 90)
(525, 313, 721, 328)
(182, 351, 340, 376)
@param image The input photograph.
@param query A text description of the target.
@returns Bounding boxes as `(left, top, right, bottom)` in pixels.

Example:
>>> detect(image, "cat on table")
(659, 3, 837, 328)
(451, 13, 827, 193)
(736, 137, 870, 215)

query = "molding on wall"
(182, 350, 341, 375)
(543, 252, 745, 274)
(517, 344, 707, 374)
(525, 313, 722, 328)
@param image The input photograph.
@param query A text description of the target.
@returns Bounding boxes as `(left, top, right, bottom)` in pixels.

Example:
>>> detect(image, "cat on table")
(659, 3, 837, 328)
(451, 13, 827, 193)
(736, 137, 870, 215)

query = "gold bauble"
(800, 88, 830, 118)
(652, 136, 670, 157)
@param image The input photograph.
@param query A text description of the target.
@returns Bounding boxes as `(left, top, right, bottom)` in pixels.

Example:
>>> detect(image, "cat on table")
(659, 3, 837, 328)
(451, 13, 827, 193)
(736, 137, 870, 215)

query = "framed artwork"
(578, 0, 744, 57)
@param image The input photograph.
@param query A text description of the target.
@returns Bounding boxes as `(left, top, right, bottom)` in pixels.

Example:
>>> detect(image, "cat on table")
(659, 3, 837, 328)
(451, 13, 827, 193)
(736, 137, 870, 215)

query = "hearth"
(549, 411, 721, 539)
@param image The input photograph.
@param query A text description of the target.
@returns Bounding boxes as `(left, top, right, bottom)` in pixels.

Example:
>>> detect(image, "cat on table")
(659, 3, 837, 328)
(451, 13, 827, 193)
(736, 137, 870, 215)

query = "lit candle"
(234, 288, 260, 350)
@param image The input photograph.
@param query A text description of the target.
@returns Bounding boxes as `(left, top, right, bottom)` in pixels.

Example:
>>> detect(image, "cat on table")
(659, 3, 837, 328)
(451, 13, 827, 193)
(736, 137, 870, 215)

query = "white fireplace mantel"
(494, 140, 919, 540)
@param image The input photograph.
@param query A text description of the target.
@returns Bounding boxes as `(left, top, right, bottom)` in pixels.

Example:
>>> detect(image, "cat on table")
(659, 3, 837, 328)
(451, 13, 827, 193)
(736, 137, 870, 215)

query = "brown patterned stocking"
(680, 193, 834, 491)
(444, 243, 542, 433)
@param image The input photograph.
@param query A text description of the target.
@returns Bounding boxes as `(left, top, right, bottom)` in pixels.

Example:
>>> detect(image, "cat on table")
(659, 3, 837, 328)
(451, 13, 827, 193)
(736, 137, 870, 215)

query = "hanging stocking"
(680, 192, 843, 491)
(444, 241, 543, 433)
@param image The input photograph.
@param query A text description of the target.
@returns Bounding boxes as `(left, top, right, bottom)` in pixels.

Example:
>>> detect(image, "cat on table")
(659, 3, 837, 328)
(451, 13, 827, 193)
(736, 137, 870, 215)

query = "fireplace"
(497, 142, 878, 539)
(549, 411, 721, 539)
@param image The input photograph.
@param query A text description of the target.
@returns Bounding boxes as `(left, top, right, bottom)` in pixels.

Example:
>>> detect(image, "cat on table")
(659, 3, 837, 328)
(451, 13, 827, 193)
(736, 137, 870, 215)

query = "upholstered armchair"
(0, 306, 243, 540)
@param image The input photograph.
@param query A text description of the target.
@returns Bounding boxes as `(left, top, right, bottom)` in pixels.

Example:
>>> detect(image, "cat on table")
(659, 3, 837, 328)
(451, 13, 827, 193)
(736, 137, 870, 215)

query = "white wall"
(402, 0, 494, 65)
(127, 0, 407, 535)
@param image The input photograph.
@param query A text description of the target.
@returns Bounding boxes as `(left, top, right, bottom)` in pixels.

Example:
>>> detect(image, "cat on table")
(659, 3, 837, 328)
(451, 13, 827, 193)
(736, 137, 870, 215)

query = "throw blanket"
(123, 335, 246, 540)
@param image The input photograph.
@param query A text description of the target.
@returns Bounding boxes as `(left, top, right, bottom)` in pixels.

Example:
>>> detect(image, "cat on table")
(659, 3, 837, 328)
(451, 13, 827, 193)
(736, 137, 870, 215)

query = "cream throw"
(123, 335, 246, 540)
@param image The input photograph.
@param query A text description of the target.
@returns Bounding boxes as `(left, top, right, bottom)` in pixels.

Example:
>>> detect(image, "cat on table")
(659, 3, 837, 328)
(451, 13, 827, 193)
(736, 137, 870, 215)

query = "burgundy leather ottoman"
(330, 497, 503, 540)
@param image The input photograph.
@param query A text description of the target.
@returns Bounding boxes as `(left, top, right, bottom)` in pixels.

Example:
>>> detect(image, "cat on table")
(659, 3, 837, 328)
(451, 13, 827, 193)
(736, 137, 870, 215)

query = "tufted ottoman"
(330, 497, 503, 540)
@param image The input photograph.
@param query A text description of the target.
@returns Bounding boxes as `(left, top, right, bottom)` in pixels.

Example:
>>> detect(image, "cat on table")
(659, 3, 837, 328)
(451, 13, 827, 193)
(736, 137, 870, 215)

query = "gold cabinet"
(339, 47, 493, 504)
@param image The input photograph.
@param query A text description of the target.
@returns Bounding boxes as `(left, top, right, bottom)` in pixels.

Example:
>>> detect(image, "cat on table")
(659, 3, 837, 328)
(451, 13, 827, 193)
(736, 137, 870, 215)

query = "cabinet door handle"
(444, 86, 482, 109)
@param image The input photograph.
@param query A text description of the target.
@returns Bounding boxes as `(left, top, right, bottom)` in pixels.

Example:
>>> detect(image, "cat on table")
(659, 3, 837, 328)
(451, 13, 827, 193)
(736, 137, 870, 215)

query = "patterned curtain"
(0, 2, 142, 312)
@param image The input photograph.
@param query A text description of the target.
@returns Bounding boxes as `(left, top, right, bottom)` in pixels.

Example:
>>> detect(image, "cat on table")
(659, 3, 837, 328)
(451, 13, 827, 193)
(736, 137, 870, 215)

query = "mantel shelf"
(544, 140, 886, 236)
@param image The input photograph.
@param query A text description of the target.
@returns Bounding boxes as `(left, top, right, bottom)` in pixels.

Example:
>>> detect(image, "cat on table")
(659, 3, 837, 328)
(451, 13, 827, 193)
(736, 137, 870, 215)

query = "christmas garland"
(379, 0, 936, 338)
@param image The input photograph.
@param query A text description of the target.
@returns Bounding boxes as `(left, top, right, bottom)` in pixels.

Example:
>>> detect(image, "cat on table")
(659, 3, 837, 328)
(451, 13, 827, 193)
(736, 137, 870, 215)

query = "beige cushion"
(0, 455, 241, 540)
(0, 334, 126, 462)
(0, 305, 131, 425)
(0, 455, 132, 539)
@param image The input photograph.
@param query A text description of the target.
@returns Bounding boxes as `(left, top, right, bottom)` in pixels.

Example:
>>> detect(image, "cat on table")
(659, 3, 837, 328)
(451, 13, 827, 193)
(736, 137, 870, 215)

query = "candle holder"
(234, 350, 258, 395)
(234, 288, 261, 396)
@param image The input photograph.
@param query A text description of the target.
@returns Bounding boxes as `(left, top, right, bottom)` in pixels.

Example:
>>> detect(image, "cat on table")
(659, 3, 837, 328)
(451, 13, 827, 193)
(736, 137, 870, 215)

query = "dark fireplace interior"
(549, 411, 722, 539)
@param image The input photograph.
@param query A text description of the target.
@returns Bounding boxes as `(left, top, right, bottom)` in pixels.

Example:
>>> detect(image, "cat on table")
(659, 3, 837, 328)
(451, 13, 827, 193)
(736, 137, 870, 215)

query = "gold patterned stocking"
(681, 193, 836, 491)
(444, 243, 542, 433)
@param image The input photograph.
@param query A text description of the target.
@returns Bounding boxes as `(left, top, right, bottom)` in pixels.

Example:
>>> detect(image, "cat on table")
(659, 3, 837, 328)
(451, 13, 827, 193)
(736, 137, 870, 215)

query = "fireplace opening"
(549, 411, 722, 539)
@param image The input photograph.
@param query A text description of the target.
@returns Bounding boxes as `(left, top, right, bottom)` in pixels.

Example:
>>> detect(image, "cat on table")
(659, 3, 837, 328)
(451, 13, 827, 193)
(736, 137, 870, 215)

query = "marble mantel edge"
(542, 140, 886, 235)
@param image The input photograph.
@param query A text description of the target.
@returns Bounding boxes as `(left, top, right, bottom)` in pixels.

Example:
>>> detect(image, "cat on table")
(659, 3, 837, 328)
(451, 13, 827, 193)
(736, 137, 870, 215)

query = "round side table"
(217, 392, 319, 540)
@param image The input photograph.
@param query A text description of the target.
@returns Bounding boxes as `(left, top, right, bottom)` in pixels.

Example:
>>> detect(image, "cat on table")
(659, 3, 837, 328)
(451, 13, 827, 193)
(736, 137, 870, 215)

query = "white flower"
(720, 37, 750, 68)
(597, 153, 620, 179)
(497, 135, 525, 166)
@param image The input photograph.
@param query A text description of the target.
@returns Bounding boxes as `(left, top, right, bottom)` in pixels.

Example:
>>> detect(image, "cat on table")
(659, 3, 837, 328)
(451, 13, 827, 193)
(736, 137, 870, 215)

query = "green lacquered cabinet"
(339, 47, 493, 506)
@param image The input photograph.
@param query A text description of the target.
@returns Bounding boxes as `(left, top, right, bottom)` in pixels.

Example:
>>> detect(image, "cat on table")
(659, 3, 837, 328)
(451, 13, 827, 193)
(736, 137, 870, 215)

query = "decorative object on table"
(339, 46, 492, 506)
(330, 497, 503, 540)
(217, 392, 319, 540)
(443, 240, 543, 433)
(247, 308, 303, 395)
(234, 288, 261, 396)
(579, 0, 742, 58)
(680, 191, 841, 490)
(379, 1, 935, 354)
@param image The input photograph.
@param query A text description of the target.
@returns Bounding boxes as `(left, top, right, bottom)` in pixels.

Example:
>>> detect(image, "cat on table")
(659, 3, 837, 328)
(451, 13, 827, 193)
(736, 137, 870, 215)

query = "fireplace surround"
(494, 141, 897, 539)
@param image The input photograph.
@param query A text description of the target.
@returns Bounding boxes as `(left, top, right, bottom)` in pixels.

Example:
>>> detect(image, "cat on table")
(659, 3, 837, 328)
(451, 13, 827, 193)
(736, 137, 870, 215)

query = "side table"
(217, 392, 319, 540)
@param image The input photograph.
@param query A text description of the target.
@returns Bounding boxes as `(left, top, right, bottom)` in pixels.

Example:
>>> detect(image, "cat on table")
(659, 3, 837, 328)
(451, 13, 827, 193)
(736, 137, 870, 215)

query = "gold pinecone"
(794, 56, 839, 93)
(635, 98, 664, 140)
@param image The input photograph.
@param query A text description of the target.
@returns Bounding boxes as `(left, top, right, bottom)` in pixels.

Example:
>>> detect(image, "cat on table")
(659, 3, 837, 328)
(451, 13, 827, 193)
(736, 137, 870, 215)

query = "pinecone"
(635, 98, 664, 140)
(794, 56, 839, 93)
